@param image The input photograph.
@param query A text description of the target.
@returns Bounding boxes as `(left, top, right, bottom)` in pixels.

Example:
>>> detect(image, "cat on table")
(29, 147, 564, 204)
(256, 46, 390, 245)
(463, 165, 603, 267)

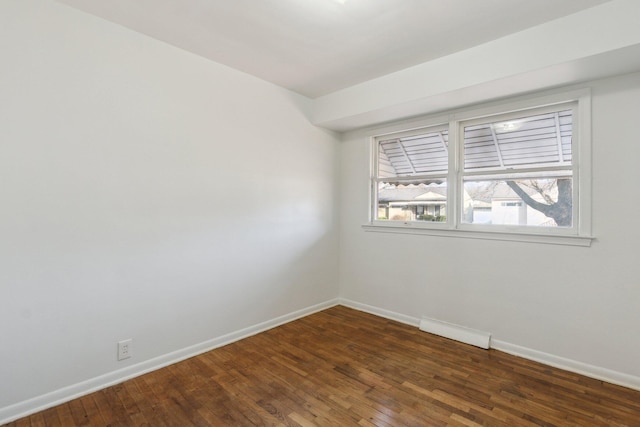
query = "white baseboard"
(491, 340, 640, 392)
(341, 298, 640, 392)
(338, 298, 421, 327)
(419, 317, 491, 349)
(0, 298, 340, 425)
(4, 298, 639, 425)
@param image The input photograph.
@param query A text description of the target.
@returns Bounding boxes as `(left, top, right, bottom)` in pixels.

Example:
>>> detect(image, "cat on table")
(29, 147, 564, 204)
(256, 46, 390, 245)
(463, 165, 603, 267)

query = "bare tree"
(505, 179, 572, 226)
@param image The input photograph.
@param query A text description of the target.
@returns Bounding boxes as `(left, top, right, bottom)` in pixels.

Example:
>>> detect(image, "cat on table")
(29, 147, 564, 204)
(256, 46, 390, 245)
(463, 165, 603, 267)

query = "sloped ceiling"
(58, 0, 609, 98)
(57, 0, 640, 131)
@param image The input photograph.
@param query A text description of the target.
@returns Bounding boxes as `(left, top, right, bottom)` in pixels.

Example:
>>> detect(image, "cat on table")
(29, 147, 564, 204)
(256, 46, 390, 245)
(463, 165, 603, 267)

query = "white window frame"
(364, 88, 593, 247)
(371, 124, 450, 227)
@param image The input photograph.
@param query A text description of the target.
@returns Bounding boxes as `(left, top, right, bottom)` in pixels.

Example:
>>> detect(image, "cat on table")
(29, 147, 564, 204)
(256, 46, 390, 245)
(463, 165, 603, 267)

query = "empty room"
(2, 0, 640, 425)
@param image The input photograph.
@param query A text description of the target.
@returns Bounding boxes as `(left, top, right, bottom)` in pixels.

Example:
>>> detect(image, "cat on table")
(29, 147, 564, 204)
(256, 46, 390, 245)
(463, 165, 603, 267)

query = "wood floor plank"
(26, 411, 47, 427)
(39, 408, 61, 427)
(76, 395, 104, 427)
(9, 418, 29, 427)
(5, 306, 640, 426)
(65, 396, 89, 426)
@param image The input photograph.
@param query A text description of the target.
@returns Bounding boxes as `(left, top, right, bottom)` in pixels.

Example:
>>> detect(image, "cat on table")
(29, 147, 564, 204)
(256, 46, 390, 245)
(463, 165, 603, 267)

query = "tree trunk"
(505, 179, 572, 226)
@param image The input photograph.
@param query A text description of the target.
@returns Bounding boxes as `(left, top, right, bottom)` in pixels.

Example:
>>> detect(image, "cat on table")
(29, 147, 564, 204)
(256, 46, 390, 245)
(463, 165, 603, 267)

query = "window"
(460, 105, 575, 229)
(368, 92, 592, 245)
(374, 126, 449, 222)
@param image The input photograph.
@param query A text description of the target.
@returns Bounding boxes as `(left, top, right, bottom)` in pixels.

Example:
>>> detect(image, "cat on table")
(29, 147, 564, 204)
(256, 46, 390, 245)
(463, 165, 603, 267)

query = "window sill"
(362, 223, 593, 247)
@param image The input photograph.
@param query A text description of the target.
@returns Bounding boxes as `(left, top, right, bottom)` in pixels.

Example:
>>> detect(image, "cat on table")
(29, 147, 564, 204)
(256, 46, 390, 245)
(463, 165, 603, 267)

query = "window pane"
(378, 130, 448, 178)
(464, 110, 572, 171)
(462, 178, 572, 227)
(377, 181, 447, 221)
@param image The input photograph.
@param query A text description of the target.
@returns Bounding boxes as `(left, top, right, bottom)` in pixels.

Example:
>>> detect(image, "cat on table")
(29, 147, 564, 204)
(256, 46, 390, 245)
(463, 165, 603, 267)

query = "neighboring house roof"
(484, 182, 555, 201)
(378, 184, 447, 203)
(380, 182, 556, 206)
(464, 182, 527, 203)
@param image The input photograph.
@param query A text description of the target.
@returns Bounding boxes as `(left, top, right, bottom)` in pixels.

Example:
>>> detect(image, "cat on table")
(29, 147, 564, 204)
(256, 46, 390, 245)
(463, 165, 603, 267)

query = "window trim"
(365, 88, 593, 246)
(457, 101, 578, 235)
(371, 123, 450, 226)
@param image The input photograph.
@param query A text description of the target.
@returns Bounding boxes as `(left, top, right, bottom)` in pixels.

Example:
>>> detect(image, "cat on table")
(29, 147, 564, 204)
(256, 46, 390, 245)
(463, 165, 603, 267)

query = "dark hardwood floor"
(6, 305, 640, 426)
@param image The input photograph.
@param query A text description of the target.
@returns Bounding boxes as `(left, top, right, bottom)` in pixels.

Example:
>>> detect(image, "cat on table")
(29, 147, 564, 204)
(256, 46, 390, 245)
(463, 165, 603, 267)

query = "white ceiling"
(58, 0, 610, 98)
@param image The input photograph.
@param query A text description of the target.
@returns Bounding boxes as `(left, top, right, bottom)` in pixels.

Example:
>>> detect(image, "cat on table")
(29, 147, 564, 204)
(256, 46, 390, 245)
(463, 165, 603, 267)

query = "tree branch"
(505, 179, 572, 227)
(505, 181, 552, 215)
(530, 181, 555, 204)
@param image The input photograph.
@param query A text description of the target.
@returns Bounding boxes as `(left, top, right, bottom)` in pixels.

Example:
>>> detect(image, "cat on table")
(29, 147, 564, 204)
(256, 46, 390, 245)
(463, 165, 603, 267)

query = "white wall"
(2, 0, 640, 421)
(0, 0, 339, 416)
(339, 72, 640, 383)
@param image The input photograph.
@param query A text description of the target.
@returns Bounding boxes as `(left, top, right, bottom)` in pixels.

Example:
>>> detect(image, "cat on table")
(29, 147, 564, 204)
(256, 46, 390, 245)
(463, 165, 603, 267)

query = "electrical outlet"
(117, 339, 132, 361)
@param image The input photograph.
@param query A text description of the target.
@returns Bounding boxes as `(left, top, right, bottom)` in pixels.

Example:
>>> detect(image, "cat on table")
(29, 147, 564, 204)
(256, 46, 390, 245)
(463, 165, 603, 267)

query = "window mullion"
(370, 137, 379, 222)
(449, 120, 460, 229)
(575, 98, 590, 236)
